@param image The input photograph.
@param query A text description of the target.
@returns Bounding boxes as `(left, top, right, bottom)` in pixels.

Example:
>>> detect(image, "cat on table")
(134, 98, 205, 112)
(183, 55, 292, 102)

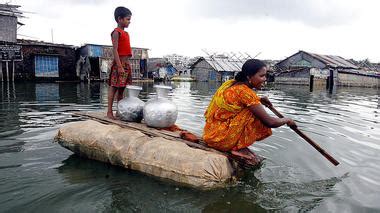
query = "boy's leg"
(107, 86, 118, 119)
(117, 87, 126, 102)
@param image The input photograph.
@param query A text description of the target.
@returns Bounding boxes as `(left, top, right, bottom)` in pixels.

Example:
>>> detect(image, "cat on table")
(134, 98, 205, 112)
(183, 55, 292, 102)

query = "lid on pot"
(153, 85, 172, 90)
(126, 85, 143, 90)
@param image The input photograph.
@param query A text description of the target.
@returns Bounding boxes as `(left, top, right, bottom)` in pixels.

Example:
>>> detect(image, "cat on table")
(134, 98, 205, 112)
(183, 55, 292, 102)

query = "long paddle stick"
(267, 105, 340, 166)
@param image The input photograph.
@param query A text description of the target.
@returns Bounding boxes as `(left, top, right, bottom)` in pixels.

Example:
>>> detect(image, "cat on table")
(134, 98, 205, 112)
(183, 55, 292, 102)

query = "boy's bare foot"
(107, 112, 116, 120)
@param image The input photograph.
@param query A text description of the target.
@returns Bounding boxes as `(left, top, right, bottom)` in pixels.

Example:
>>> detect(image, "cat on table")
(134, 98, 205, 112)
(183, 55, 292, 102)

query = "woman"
(203, 59, 296, 159)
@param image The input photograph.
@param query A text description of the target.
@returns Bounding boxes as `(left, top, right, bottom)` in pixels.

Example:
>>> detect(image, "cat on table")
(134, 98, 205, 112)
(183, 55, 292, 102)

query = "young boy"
(107, 6, 133, 119)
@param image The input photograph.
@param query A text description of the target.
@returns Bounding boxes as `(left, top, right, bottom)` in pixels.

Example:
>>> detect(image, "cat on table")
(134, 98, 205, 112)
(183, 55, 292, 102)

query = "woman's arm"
(249, 104, 296, 128)
(260, 96, 272, 107)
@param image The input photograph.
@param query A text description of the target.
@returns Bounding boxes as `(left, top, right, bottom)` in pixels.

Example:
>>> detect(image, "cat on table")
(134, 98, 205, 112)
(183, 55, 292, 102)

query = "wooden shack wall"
(275, 68, 310, 85)
(337, 72, 380, 88)
(0, 15, 17, 43)
(14, 45, 77, 81)
(192, 60, 222, 82)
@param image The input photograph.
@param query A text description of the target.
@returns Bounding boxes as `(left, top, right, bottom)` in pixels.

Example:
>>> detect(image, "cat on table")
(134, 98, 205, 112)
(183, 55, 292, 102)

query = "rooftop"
(0, 3, 23, 18)
(17, 39, 77, 48)
(192, 57, 244, 72)
(277, 50, 359, 69)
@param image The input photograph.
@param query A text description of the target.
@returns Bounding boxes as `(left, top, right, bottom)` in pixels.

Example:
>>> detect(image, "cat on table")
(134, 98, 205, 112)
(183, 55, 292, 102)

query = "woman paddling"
(203, 59, 297, 159)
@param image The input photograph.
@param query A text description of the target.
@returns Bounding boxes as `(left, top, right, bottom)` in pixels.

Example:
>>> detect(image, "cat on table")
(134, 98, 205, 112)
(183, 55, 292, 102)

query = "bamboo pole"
(6, 61, 9, 82)
(0, 61, 3, 82)
(12, 61, 15, 82)
(268, 105, 340, 166)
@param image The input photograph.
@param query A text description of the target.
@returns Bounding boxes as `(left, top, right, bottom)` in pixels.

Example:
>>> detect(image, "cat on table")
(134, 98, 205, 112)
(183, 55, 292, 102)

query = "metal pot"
(117, 85, 144, 122)
(143, 85, 178, 128)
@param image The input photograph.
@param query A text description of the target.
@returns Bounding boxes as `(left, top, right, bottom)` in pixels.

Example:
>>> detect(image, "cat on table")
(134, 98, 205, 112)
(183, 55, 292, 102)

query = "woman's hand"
(260, 96, 272, 107)
(284, 118, 297, 128)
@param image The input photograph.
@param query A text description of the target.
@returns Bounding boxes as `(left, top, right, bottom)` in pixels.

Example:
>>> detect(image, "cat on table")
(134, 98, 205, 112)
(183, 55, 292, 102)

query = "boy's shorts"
(108, 61, 132, 87)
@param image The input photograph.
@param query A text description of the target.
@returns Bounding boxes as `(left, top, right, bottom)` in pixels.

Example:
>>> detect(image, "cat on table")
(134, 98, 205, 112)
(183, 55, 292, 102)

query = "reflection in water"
(0, 141, 26, 154)
(56, 155, 341, 212)
(36, 83, 59, 102)
(0, 82, 379, 212)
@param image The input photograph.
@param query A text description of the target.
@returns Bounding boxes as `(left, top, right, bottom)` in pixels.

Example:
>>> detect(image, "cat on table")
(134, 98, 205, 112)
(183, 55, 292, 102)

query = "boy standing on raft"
(107, 6, 133, 119)
(203, 59, 297, 159)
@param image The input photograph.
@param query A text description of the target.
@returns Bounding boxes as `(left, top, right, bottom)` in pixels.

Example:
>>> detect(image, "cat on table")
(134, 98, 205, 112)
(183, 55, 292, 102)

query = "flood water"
(0, 81, 379, 212)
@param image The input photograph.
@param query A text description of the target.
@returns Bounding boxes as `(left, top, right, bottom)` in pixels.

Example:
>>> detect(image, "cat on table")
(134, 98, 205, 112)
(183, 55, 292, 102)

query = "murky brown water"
(0, 81, 379, 212)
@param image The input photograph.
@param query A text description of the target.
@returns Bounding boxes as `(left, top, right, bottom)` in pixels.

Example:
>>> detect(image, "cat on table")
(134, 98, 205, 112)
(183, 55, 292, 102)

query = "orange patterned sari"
(203, 80, 272, 151)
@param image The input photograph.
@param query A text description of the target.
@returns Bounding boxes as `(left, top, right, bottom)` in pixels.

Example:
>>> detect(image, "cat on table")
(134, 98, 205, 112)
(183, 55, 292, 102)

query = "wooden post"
(329, 69, 334, 93)
(326, 76, 330, 90)
(0, 61, 3, 82)
(1, 77, 3, 100)
(12, 61, 15, 82)
(6, 77, 10, 102)
(6, 61, 9, 82)
(309, 75, 314, 92)
(12, 80, 16, 99)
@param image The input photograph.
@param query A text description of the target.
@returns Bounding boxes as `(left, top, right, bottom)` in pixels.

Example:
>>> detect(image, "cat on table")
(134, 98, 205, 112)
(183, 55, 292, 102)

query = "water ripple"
(0, 82, 379, 212)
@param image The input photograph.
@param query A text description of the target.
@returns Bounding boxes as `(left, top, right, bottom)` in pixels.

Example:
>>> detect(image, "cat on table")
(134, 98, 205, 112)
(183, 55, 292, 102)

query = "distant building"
(15, 39, 77, 81)
(1, 4, 77, 81)
(0, 4, 23, 43)
(147, 58, 176, 80)
(348, 59, 380, 73)
(190, 56, 243, 82)
(163, 53, 191, 72)
(78, 44, 149, 81)
(1, 4, 151, 82)
(0, 3, 24, 81)
(275, 50, 379, 87)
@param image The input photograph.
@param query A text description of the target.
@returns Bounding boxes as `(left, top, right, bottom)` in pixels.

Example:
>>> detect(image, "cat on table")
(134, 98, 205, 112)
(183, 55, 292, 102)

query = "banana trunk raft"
(54, 112, 263, 189)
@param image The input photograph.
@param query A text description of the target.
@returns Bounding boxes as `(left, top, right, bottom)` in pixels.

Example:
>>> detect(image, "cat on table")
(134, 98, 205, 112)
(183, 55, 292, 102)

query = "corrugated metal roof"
(304, 51, 358, 69)
(17, 39, 77, 48)
(0, 4, 23, 18)
(204, 57, 243, 72)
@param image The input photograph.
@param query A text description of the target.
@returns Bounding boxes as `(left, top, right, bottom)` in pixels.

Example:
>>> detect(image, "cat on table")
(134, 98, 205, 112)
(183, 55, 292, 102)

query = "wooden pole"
(12, 61, 15, 82)
(1, 78, 3, 100)
(329, 69, 334, 93)
(267, 105, 340, 166)
(12, 81, 16, 99)
(326, 76, 330, 90)
(6, 77, 10, 102)
(309, 74, 314, 92)
(0, 61, 3, 82)
(6, 61, 9, 82)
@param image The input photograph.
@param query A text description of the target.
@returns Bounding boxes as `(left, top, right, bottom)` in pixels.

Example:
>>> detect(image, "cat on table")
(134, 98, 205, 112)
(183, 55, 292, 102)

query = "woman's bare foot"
(107, 111, 116, 120)
(231, 148, 254, 160)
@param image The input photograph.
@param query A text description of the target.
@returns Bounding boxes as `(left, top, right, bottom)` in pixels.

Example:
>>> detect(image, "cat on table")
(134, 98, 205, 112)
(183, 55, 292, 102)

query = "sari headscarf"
(205, 80, 241, 119)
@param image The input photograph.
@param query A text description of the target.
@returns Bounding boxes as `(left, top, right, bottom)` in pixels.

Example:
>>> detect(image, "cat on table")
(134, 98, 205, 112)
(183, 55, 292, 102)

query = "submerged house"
(15, 39, 77, 81)
(78, 44, 149, 81)
(191, 56, 243, 82)
(1, 4, 77, 81)
(1, 38, 77, 81)
(147, 58, 176, 80)
(1, 4, 23, 81)
(275, 50, 379, 87)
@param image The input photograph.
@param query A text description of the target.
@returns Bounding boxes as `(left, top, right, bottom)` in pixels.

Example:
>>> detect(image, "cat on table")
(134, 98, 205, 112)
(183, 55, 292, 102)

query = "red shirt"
(113, 28, 132, 57)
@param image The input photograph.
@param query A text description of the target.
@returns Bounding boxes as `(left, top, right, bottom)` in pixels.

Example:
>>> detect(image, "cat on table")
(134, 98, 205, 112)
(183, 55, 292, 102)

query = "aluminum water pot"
(143, 85, 178, 128)
(117, 85, 144, 122)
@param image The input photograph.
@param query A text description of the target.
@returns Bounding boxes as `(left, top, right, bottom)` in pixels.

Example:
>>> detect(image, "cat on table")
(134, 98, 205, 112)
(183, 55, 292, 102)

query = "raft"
(54, 112, 263, 189)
